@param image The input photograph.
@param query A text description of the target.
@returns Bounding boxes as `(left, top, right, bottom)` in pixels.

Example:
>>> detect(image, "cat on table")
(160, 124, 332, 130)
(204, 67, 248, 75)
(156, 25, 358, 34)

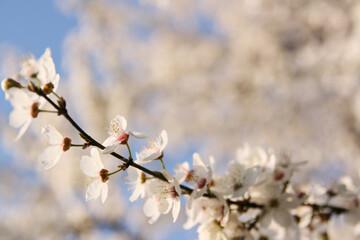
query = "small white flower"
(20, 48, 60, 90)
(137, 130, 167, 164)
(102, 115, 147, 154)
(174, 153, 212, 203)
(211, 160, 259, 199)
(184, 194, 229, 230)
(126, 164, 148, 202)
(143, 169, 181, 224)
(39, 124, 71, 170)
(80, 148, 109, 203)
(6, 88, 38, 140)
(250, 183, 302, 228)
(236, 144, 276, 184)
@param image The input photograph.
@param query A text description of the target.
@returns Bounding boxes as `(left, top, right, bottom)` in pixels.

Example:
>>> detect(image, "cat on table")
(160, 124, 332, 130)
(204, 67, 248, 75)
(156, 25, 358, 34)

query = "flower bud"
(1, 78, 22, 91)
(42, 82, 54, 95)
(31, 102, 40, 118)
(27, 81, 37, 92)
(62, 137, 72, 151)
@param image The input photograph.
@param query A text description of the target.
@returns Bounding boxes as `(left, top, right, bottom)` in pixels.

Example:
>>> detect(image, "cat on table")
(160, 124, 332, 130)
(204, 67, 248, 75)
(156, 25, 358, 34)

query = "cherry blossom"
(143, 169, 181, 224)
(80, 148, 109, 203)
(137, 130, 167, 164)
(6, 88, 39, 140)
(250, 182, 303, 228)
(126, 164, 148, 202)
(211, 159, 259, 199)
(102, 115, 147, 154)
(20, 48, 60, 91)
(174, 153, 212, 203)
(39, 124, 71, 170)
(184, 195, 229, 230)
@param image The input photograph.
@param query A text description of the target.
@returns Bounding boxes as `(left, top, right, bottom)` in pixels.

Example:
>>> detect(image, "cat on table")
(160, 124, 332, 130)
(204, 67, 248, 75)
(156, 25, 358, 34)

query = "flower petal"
(129, 131, 148, 138)
(39, 145, 63, 170)
(140, 152, 162, 163)
(41, 124, 63, 145)
(160, 130, 168, 151)
(80, 149, 103, 177)
(101, 183, 108, 203)
(143, 198, 161, 224)
(172, 198, 181, 222)
(102, 144, 118, 154)
(86, 180, 102, 201)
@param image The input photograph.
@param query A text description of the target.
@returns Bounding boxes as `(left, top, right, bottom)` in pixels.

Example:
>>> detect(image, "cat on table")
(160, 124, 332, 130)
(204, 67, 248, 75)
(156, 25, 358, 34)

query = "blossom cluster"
(2, 49, 360, 240)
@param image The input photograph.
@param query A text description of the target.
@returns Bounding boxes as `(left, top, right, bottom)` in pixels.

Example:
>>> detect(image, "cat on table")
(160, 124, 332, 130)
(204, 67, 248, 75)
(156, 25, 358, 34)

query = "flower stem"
(71, 144, 85, 147)
(126, 143, 133, 160)
(39, 109, 58, 114)
(160, 158, 165, 169)
(108, 168, 123, 176)
(52, 91, 61, 99)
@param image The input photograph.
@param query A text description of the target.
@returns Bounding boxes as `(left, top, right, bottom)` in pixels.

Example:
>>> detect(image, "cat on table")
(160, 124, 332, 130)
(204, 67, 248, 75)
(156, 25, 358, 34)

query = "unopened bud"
(31, 102, 40, 118)
(42, 82, 54, 95)
(27, 81, 37, 92)
(99, 169, 109, 183)
(1, 78, 22, 91)
(62, 137, 72, 151)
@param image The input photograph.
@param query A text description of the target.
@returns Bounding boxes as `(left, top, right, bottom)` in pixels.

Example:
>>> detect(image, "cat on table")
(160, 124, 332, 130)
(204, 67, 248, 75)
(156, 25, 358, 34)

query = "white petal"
(161, 169, 174, 182)
(14, 118, 31, 141)
(39, 145, 63, 170)
(80, 149, 104, 177)
(7, 88, 31, 106)
(101, 183, 108, 203)
(129, 131, 148, 138)
(9, 107, 28, 128)
(102, 144, 118, 154)
(274, 208, 294, 227)
(158, 198, 171, 214)
(143, 198, 161, 224)
(86, 180, 102, 201)
(129, 186, 142, 202)
(172, 199, 181, 222)
(102, 135, 118, 148)
(91, 148, 104, 169)
(160, 130, 168, 151)
(41, 124, 63, 145)
(111, 115, 127, 131)
(140, 152, 162, 163)
(243, 166, 260, 187)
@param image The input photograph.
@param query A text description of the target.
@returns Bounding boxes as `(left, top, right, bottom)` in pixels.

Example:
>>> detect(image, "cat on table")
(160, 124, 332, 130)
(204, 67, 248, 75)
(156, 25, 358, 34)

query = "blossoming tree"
(2, 47, 360, 240)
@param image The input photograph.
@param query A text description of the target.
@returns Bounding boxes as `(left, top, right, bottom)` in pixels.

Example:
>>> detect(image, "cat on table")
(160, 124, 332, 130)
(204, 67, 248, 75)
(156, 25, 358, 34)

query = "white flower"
(80, 148, 109, 203)
(102, 115, 147, 154)
(143, 169, 181, 224)
(39, 124, 71, 170)
(184, 195, 229, 230)
(174, 153, 212, 203)
(20, 48, 60, 90)
(126, 165, 148, 202)
(6, 88, 38, 140)
(236, 144, 276, 184)
(211, 160, 259, 199)
(137, 130, 167, 164)
(250, 182, 302, 228)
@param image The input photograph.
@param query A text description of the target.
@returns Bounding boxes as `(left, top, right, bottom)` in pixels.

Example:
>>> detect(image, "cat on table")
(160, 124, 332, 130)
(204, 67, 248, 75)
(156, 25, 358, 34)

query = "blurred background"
(1, 0, 360, 239)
